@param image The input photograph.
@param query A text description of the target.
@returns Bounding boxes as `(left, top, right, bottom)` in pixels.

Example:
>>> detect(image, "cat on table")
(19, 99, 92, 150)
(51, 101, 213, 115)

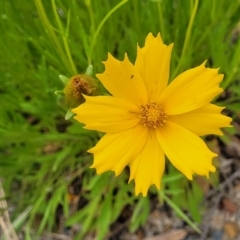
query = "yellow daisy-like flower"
(72, 33, 231, 196)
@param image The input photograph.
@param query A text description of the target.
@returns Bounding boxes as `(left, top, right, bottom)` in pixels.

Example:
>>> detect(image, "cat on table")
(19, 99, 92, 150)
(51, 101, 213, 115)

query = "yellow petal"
(96, 53, 148, 106)
(129, 130, 165, 196)
(89, 124, 149, 176)
(168, 104, 232, 136)
(72, 95, 140, 133)
(135, 33, 173, 101)
(157, 121, 216, 180)
(160, 62, 223, 114)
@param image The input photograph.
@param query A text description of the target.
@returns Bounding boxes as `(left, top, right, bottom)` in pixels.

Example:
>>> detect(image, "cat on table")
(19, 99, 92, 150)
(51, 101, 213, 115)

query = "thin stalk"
(211, 0, 216, 21)
(34, 0, 72, 72)
(222, 65, 239, 89)
(85, 0, 96, 34)
(157, 1, 164, 39)
(88, 0, 129, 64)
(51, 0, 77, 74)
(223, 26, 240, 88)
(133, 0, 140, 36)
(194, 22, 214, 50)
(159, 191, 201, 234)
(172, 0, 199, 78)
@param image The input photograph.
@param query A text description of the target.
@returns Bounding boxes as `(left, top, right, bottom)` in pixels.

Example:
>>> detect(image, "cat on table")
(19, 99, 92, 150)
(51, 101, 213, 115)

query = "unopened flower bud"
(64, 74, 98, 108)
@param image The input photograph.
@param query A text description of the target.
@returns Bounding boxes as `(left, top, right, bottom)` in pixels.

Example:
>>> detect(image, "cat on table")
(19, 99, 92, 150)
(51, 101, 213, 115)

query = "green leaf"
(65, 108, 74, 120)
(130, 197, 149, 232)
(97, 194, 112, 239)
(85, 65, 93, 76)
(187, 181, 204, 223)
(54, 90, 64, 96)
(13, 206, 33, 230)
(162, 172, 183, 183)
(159, 192, 201, 234)
(59, 75, 69, 85)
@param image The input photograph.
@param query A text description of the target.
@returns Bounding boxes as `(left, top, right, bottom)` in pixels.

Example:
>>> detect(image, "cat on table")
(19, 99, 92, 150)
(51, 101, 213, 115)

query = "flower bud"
(63, 74, 98, 108)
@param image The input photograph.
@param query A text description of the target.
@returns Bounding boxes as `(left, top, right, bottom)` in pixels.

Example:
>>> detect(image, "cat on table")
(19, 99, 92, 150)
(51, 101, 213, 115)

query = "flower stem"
(88, 0, 129, 64)
(51, 0, 77, 74)
(85, 0, 96, 35)
(34, 0, 72, 73)
(172, 0, 199, 79)
(159, 191, 201, 234)
(157, 1, 165, 39)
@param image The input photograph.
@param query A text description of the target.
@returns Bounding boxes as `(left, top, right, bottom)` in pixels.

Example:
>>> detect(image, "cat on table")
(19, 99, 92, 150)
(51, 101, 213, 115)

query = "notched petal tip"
(168, 42, 174, 49)
(123, 52, 129, 60)
(113, 169, 121, 177)
(134, 188, 147, 197)
(90, 162, 107, 175)
(72, 115, 79, 122)
(154, 182, 161, 190)
(128, 177, 133, 184)
(87, 148, 94, 153)
(106, 53, 120, 63)
(82, 125, 90, 130)
(71, 102, 84, 112)
(89, 164, 95, 169)
(210, 165, 216, 172)
(201, 60, 223, 72)
(107, 52, 113, 59)
(156, 32, 163, 43)
(103, 53, 116, 65)
(217, 131, 224, 136)
(146, 32, 154, 38)
(145, 32, 166, 47)
(202, 60, 208, 67)
(95, 73, 103, 80)
(219, 74, 224, 81)
(145, 32, 155, 46)
(202, 61, 224, 76)
(81, 93, 88, 99)
(71, 107, 78, 114)
(185, 173, 193, 181)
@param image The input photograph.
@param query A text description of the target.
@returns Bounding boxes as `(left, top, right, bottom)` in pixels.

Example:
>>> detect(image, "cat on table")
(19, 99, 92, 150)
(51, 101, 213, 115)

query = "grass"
(0, 0, 240, 239)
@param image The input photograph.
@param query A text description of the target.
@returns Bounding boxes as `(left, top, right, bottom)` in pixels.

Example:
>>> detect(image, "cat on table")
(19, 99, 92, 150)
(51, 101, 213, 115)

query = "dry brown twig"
(0, 180, 19, 240)
(200, 168, 240, 240)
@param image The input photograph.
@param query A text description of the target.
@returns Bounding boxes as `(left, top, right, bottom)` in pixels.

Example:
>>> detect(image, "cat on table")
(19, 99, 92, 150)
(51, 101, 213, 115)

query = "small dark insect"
(131, 75, 134, 78)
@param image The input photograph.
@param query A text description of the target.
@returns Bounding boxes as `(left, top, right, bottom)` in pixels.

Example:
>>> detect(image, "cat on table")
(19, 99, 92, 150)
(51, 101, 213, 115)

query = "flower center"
(139, 103, 167, 128)
(72, 76, 92, 100)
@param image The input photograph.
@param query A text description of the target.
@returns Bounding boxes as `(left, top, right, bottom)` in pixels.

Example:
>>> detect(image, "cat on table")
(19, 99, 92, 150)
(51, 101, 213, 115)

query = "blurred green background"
(0, 0, 240, 239)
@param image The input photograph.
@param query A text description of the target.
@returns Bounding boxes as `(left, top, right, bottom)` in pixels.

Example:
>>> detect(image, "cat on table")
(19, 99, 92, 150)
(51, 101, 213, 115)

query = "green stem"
(222, 67, 238, 89)
(194, 22, 213, 50)
(51, 0, 77, 74)
(86, 0, 96, 35)
(157, 1, 164, 39)
(88, 0, 129, 64)
(172, 0, 199, 78)
(159, 191, 201, 234)
(133, 0, 140, 36)
(34, 0, 71, 72)
(211, 0, 216, 21)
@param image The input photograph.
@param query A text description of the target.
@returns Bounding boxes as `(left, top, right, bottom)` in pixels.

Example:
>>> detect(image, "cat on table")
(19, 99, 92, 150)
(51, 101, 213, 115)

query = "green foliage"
(0, 0, 240, 239)
(130, 197, 150, 232)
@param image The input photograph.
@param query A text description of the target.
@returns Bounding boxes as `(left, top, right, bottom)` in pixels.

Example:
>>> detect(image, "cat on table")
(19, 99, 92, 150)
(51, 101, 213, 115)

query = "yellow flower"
(72, 33, 231, 196)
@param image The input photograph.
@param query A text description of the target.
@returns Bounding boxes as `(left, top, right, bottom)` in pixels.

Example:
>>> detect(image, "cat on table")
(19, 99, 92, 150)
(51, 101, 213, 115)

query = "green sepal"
(65, 108, 74, 120)
(59, 75, 69, 85)
(85, 65, 93, 76)
(54, 90, 64, 96)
